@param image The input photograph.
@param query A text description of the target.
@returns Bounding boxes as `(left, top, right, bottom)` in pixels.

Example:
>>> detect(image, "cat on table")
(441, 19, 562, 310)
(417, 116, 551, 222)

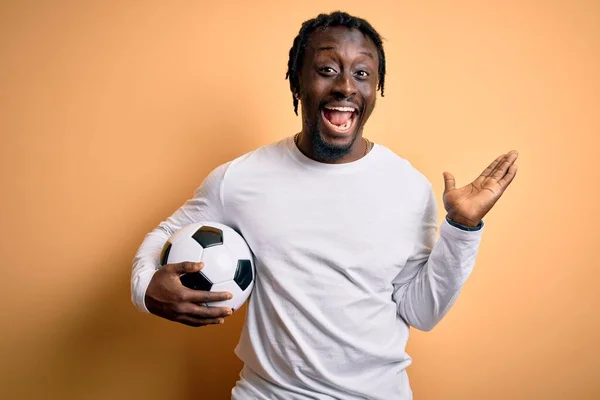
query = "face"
(298, 26, 379, 161)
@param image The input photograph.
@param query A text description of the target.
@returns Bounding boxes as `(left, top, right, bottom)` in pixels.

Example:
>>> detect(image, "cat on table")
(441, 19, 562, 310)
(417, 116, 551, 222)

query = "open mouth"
(321, 106, 358, 134)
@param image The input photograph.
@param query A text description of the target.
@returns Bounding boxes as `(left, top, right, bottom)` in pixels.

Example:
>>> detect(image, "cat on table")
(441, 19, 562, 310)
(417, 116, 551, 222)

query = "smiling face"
(298, 26, 379, 162)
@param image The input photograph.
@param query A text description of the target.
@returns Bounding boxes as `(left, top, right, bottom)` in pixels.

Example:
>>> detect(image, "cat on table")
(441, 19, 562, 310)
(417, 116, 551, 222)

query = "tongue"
(324, 109, 353, 126)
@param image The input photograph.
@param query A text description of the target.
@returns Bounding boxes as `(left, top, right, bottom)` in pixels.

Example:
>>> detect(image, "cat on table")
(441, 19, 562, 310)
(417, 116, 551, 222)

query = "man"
(132, 11, 518, 399)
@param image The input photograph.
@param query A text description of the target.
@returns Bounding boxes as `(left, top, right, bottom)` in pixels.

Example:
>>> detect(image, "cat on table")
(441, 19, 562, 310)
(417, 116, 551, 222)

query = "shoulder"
(197, 137, 291, 190)
(223, 137, 290, 176)
(372, 143, 432, 191)
(232, 137, 289, 163)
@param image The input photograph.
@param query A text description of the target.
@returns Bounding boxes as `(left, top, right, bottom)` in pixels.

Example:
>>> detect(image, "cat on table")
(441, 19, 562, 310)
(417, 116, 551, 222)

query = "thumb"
(443, 171, 456, 194)
(171, 261, 203, 275)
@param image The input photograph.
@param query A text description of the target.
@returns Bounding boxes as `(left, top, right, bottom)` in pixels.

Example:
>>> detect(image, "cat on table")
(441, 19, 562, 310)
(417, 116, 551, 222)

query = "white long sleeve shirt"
(132, 136, 484, 399)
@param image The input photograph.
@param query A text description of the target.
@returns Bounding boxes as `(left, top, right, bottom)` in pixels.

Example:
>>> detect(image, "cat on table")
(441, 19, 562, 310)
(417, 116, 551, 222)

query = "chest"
(225, 172, 426, 291)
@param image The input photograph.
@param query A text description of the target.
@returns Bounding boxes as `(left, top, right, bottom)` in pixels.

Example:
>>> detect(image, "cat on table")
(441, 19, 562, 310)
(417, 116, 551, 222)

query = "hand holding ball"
(144, 222, 255, 327)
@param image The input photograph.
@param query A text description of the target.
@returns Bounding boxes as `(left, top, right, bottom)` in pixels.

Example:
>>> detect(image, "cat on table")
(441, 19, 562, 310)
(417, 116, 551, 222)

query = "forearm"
(394, 218, 483, 331)
(130, 163, 230, 313)
(131, 225, 171, 313)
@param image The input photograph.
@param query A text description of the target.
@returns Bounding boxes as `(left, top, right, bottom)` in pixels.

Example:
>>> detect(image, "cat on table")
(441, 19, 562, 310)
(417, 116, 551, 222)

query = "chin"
(318, 129, 357, 148)
(311, 122, 361, 161)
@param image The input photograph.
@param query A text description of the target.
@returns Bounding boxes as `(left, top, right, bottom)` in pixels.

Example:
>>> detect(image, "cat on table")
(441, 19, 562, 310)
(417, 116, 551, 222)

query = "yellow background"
(1, 1, 598, 399)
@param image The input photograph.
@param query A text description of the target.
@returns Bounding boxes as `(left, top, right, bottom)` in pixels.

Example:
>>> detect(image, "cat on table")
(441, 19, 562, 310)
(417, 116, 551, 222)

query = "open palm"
(442, 150, 519, 227)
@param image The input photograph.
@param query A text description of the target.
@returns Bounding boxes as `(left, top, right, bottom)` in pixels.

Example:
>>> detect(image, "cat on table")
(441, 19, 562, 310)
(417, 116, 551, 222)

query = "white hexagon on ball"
(201, 245, 238, 284)
(209, 280, 247, 311)
(163, 236, 203, 265)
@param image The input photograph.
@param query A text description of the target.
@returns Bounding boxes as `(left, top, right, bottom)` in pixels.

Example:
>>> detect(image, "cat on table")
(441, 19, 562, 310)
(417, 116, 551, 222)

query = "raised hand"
(442, 150, 519, 227)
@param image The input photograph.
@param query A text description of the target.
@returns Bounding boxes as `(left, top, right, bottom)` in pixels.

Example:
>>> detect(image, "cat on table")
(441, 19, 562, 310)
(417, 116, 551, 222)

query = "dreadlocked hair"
(285, 11, 386, 115)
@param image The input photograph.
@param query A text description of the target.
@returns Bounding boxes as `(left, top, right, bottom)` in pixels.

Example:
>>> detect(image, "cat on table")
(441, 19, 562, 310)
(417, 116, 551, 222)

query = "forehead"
(306, 26, 377, 56)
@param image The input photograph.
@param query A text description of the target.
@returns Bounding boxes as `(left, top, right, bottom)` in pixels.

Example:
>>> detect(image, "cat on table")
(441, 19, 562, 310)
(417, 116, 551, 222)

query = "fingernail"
(227, 294, 233, 299)
(228, 309, 233, 315)
(219, 318, 224, 324)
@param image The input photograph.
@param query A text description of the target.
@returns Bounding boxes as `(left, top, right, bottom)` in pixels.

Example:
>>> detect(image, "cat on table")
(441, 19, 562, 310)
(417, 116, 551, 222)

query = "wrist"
(446, 214, 483, 231)
(446, 213, 479, 227)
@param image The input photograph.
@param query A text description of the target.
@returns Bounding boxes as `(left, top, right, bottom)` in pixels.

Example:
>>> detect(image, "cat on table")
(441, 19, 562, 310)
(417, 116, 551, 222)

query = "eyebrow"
(316, 46, 375, 59)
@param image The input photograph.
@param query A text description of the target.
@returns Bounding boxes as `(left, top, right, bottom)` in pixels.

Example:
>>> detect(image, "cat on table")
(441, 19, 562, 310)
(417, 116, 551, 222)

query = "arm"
(131, 162, 230, 313)
(391, 184, 483, 331)
(392, 149, 519, 331)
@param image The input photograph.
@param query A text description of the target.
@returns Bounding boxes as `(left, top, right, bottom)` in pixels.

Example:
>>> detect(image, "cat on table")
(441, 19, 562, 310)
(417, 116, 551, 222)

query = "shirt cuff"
(131, 269, 156, 313)
(445, 215, 484, 231)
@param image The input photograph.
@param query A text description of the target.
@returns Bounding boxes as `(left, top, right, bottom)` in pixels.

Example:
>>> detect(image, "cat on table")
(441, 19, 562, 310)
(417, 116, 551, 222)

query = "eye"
(318, 66, 337, 75)
(355, 70, 369, 78)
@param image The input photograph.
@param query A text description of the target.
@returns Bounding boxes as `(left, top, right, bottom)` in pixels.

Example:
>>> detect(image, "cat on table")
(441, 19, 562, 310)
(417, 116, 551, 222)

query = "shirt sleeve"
(391, 183, 484, 331)
(130, 162, 230, 313)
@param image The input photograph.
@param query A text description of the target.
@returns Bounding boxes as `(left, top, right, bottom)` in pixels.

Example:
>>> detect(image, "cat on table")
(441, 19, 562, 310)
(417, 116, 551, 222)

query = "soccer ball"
(159, 221, 255, 312)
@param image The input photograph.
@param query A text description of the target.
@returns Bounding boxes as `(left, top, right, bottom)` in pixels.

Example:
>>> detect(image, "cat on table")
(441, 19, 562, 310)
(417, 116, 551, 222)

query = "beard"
(304, 111, 362, 162)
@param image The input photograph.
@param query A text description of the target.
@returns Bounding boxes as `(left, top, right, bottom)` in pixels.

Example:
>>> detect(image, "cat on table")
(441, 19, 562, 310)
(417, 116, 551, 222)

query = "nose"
(331, 71, 357, 99)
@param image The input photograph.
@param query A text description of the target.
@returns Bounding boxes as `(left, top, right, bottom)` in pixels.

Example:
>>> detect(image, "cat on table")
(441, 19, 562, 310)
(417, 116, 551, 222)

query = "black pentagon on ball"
(160, 241, 172, 266)
(234, 259, 253, 291)
(192, 226, 223, 248)
(180, 271, 213, 291)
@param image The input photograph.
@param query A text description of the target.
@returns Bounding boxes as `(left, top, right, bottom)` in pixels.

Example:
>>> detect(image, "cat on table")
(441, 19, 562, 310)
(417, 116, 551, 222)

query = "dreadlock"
(285, 11, 386, 115)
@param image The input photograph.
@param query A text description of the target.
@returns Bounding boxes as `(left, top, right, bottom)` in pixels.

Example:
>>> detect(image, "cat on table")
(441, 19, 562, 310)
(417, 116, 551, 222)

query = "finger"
(442, 172, 456, 194)
(178, 316, 225, 327)
(478, 153, 505, 180)
(179, 303, 233, 319)
(171, 261, 204, 275)
(497, 163, 518, 188)
(491, 150, 519, 181)
(182, 288, 233, 304)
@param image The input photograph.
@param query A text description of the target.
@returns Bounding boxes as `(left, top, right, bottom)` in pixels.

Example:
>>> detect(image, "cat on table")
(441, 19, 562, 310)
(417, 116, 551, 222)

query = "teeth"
(325, 106, 356, 112)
